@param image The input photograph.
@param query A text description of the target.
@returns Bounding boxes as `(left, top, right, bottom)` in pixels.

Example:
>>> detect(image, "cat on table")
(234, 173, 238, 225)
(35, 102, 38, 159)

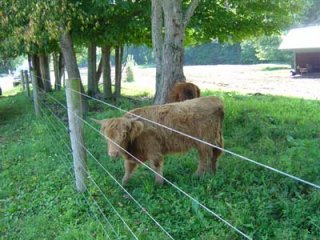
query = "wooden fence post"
(24, 70, 30, 97)
(65, 78, 87, 192)
(31, 70, 40, 117)
(20, 70, 25, 90)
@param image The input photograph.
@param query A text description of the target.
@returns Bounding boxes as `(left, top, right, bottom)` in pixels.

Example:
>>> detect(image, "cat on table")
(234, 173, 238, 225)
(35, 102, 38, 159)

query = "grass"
(1, 87, 320, 240)
(261, 65, 291, 71)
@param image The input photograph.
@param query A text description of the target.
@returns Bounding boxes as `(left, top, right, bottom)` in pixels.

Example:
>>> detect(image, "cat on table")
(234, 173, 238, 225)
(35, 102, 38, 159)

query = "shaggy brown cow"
(167, 82, 200, 103)
(95, 96, 224, 185)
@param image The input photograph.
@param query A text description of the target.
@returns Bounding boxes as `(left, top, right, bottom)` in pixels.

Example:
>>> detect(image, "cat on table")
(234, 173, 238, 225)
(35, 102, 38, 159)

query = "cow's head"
(94, 118, 144, 159)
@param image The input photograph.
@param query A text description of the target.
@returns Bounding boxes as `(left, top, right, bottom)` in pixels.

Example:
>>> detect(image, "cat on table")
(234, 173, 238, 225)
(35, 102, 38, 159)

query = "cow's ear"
(129, 120, 144, 141)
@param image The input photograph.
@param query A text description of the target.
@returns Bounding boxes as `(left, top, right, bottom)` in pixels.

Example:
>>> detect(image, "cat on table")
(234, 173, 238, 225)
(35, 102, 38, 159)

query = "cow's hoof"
(155, 177, 164, 185)
(122, 178, 129, 186)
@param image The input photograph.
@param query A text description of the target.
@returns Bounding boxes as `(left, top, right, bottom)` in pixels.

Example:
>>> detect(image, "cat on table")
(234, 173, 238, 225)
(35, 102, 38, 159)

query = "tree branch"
(183, 0, 200, 28)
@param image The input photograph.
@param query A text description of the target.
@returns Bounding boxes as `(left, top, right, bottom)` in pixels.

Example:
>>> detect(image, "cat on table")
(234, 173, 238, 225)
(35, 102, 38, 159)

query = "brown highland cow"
(94, 96, 224, 185)
(167, 82, 201, 103)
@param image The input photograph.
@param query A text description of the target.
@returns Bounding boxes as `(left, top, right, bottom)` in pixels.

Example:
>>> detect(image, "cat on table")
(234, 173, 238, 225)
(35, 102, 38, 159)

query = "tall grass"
(1, 90, 319, 239)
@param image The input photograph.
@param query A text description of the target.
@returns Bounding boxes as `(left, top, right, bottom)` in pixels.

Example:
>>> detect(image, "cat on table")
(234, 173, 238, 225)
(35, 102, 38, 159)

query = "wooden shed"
(279, 26, 320, 74)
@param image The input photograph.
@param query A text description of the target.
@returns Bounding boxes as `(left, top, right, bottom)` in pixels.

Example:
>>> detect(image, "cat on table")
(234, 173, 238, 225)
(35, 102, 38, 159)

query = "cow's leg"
(208, 148, 222, 173)
(122, 160, 137, 185)
(195, 147, 208, 176)
(209, 136, 224, 173)
(150, 157, 164, 184)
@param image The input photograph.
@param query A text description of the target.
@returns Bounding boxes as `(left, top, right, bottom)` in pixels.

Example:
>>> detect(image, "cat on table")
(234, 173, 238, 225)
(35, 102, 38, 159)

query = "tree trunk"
(87, 42, 97, 96)
(53, 52, 61, 90)
(152, 0, 164, 104)
(27, 54, 32, 74)
(102, 46, 112, 100)
(20, 70, 25, 90)
(114, 46, 123, 102)
(95, 54, 102, 91)
(60, 31, 88, 116)
(59, 53, 65, 88)
(24, 70, 30, 97)
(60, 32, 81, 80)
(153, 0, 200, 104)
(31, 54, 44, 90)
(31, 70, 40, 117)
(39, 53, 52, 92)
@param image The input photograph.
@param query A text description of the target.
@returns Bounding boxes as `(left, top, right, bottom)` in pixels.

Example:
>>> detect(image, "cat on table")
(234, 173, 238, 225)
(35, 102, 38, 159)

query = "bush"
(240, 42, 259, 64)
(125, 55, 135, 82)
(184, 42, 242, 65)
(127, 45, 154, 65)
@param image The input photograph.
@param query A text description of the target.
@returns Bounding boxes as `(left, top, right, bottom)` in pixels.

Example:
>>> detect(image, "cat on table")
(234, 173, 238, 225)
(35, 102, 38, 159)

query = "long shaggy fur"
(167, 82, 201, 103)
(96, 96, 224, 185)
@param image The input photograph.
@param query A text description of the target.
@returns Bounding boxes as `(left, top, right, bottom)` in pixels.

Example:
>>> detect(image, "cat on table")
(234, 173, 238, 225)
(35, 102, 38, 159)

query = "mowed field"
(128, 64, 320, 100)
(1, 64, 320, 100)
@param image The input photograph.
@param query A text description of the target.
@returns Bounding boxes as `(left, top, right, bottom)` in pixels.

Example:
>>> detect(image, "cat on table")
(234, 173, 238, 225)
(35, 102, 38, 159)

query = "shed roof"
(279, 26, 320, 52)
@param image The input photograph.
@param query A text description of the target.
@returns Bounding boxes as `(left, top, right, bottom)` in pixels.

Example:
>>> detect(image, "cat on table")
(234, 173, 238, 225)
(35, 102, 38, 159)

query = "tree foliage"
(185, 42, 241, 65)
(0, 0, 151, 58)
(252, 36, 292, 63)
(295, 0, 320, 26)
(0, 0, 316, 97)
(189, 0, 303, 44)
(151, 0, 304, 103)
(68, 0, 151, 47)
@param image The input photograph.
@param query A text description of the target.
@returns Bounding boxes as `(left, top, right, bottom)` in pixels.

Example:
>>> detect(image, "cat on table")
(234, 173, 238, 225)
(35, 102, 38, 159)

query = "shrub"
(125, 55, 135, 82)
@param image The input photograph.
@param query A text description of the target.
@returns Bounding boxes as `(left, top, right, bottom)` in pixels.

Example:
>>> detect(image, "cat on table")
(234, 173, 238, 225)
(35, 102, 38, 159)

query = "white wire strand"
(38, 88, 174, 239)
(39, 100, 131, 240)
(80, 115, 252, 239)
(38, 103, 120, 239)
(78, 159, 139, 240)
(38, 101, 121, 239)
(52, 154, 113, 240)
(39, 96, 140, 240)
(41, 96, 126, 239)
(65, 87, 320, 191)
(38, 105, 114, 239)
(39, 79, 319, 191)
(36, 86, 252, 239)
(45, 141, 113, 240)
(76, 135, 175, 240)
(35, 75, 319, 238)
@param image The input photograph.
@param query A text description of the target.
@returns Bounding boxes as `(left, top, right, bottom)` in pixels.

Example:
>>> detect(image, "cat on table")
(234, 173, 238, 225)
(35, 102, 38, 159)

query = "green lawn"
(1, 89, 319, 240)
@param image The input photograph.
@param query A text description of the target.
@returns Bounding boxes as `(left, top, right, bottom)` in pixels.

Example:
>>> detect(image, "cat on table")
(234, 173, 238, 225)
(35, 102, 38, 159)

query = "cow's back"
(125, 96, 224, 153)
(126, 96, 223, 124)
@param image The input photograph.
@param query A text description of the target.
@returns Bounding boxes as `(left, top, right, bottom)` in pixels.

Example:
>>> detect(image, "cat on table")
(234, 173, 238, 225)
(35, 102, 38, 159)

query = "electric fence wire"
(37, 86, 175, 239)
(38, 105, 113, 239)
(38, 98, 123, 239)
(25, 71, 320, 239)
(67, 85, 320, 191)
(38, 100, 121, 239)
(35, 80, 252, 240)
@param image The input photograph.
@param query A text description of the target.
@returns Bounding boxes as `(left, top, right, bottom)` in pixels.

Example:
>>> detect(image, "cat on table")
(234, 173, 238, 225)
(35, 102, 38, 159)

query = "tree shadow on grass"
(0, 92, 28, 126)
